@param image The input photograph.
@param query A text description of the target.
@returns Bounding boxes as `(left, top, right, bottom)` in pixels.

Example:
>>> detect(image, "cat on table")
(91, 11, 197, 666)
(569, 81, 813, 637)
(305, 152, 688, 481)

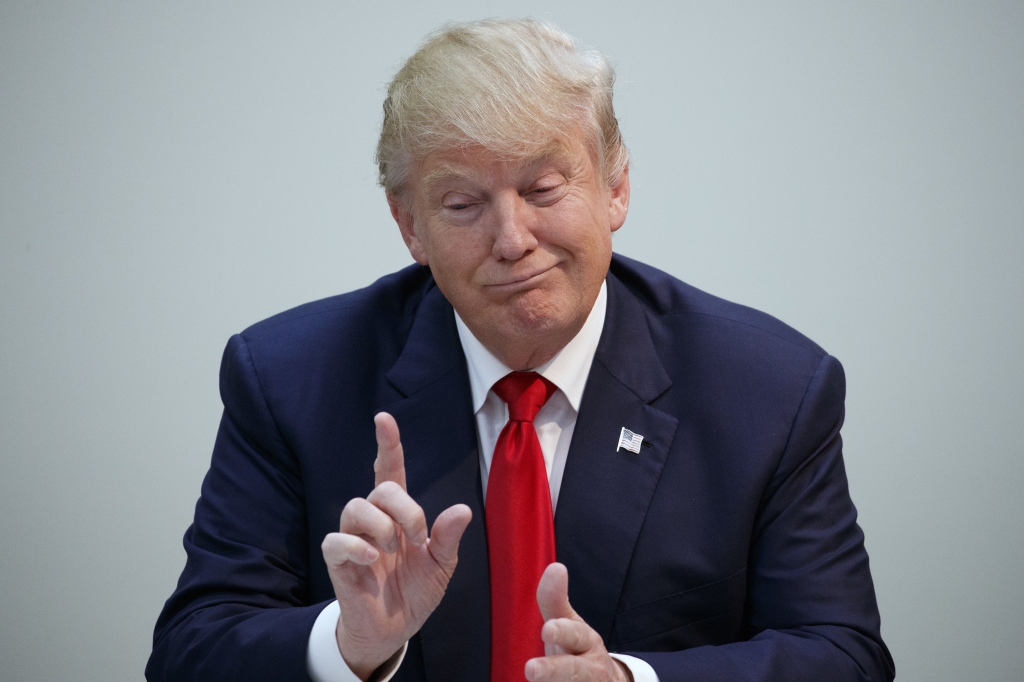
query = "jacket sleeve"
(631, 355, 895, 682)
(147, 333, 326, 681)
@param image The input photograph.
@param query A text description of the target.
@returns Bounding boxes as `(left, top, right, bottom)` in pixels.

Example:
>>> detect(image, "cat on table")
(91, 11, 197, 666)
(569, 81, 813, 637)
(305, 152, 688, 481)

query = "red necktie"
(487, 371, 558, 682)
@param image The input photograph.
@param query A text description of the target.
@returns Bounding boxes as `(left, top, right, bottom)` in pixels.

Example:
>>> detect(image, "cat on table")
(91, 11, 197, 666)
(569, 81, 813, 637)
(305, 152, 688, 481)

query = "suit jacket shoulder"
(608, 254, 837, 447)
(610, 253, 825, 357)
(238, 263, 432, 376)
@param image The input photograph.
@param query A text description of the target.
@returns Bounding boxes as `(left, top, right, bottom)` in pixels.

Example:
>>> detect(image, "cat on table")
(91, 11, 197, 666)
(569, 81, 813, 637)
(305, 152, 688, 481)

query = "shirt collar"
(455, 280, 607, 414)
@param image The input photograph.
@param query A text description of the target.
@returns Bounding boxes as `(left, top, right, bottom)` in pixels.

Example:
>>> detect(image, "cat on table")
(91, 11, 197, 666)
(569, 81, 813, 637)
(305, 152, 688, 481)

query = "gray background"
(1, 1, 1021, 680)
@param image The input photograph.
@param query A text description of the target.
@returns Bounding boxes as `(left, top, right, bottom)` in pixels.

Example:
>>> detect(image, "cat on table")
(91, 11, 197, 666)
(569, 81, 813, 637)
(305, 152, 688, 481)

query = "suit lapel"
(555, 274, 679, 645)
(385, 282, 490, 682)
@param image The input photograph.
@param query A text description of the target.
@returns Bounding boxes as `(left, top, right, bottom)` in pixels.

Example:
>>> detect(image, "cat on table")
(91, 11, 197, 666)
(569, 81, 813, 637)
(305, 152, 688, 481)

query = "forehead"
(413, 137, 593, 195)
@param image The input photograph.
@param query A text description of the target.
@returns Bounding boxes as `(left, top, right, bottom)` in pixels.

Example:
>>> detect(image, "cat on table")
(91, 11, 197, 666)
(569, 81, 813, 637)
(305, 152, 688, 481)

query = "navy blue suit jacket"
(148, 255, 894, 682)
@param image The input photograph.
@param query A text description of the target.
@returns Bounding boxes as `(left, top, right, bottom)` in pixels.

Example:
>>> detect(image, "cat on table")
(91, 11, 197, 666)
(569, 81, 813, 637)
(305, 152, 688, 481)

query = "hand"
(526, 563, 633, 682)
(321, 412, 473, 680)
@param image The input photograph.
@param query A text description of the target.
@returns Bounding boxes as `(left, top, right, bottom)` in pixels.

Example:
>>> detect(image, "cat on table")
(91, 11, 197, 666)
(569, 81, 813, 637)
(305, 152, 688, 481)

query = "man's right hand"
(321, 412, 473, 681)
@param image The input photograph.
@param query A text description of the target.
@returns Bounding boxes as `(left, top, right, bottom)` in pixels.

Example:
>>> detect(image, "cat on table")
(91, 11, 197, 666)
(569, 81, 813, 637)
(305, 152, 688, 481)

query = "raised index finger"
(373, 412, 406, 490)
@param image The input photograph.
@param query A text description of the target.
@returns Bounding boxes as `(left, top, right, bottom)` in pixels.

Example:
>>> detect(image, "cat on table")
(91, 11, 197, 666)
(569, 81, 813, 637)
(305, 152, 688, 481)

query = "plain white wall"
(1, 1, 1022, 680)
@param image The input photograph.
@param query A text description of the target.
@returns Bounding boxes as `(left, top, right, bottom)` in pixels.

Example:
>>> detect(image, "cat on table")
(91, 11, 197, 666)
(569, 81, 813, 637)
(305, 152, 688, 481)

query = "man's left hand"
(525, 563, 633, 682)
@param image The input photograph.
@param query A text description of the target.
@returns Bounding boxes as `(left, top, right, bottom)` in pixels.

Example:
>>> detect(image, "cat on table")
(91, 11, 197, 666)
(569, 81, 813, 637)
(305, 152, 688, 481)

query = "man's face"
(390, 136, 630, 369)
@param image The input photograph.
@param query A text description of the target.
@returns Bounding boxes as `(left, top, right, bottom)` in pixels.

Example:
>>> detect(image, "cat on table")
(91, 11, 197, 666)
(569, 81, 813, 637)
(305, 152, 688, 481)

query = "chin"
(502, 289, 578, 336)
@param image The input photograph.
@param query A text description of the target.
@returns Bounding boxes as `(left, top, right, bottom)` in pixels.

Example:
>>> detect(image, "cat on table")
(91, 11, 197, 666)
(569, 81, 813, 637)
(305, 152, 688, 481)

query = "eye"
(527, 174, 567, 205)
(441, 192, 478, 211)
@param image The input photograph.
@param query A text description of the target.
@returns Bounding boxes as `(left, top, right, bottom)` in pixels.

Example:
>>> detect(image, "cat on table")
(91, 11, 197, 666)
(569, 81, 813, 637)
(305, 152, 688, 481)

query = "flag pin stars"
(617, 427, 651, 454)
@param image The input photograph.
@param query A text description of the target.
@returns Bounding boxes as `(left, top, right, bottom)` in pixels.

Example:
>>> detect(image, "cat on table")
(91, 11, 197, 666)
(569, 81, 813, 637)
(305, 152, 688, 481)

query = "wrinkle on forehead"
(416, 137, 589, 194)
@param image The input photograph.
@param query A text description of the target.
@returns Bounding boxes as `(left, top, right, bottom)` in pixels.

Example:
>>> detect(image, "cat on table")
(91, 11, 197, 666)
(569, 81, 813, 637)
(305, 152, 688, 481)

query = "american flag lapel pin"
(617, 427, 644, 454)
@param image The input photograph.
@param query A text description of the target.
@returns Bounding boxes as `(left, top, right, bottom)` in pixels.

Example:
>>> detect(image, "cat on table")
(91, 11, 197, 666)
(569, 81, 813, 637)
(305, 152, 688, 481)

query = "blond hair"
(376, 18, 629, 197)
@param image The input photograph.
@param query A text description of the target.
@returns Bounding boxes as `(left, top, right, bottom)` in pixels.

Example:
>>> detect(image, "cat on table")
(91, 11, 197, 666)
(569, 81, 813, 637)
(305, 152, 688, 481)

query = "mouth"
(485, 264, 557, 290)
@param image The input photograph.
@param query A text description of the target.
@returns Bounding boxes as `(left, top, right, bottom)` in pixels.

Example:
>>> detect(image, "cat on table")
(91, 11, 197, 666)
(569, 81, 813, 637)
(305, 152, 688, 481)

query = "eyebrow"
(420, 167, 473, 194)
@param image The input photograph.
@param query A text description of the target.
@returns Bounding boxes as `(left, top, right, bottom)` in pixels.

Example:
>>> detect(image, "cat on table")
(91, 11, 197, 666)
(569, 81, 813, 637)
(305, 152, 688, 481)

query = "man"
(148, 19, 894, 682)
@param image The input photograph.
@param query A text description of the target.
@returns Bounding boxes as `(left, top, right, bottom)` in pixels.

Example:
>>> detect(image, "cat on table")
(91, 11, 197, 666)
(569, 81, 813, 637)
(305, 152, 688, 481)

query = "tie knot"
(492, 371, 557, 423)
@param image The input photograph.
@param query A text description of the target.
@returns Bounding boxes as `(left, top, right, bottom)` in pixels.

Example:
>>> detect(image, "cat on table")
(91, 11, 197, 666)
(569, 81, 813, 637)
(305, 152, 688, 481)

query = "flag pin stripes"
(617, 427, 644, 454)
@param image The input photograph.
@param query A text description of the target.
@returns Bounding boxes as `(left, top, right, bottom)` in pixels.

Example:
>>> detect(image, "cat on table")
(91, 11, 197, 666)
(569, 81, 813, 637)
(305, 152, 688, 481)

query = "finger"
(427, 504, 473, 572)
(524, 653, 584, 682)
(536, 562, 578, 622)
(366, 480, 428, 547)
(321, 532, 380, 566)
(339, 497, 400, 552)
(541, 618, 598, 656)
(373, 412, 406, 490)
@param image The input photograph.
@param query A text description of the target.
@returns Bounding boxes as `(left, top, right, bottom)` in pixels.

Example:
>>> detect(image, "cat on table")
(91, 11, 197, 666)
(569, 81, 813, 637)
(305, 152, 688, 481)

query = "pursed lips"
(483, 263, 557, 290)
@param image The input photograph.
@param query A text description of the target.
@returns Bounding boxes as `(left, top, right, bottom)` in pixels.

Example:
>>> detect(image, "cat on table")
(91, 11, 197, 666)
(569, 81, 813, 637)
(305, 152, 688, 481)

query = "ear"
(388, 192, 429, 265)
(607, 165, 630, 233)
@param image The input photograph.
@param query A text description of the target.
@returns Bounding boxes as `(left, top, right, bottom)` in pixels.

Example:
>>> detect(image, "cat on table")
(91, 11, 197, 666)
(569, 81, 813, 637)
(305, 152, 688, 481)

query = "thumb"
(536, 562, 577, 622)
(427, 504, 472, 572)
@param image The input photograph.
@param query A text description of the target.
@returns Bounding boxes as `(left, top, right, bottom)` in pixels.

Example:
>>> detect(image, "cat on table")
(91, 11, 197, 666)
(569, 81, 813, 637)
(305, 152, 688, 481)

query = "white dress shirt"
(308, 281, 659, 682)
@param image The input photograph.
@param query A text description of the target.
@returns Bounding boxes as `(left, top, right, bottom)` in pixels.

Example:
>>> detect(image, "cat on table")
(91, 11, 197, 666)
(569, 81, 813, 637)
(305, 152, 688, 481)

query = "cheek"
(458, 237, 491, 265)
(546, 200, 611, 253)
(556, 224, 613, 276)
(424, 236, 489, 298)
(423, 224, 477, 266)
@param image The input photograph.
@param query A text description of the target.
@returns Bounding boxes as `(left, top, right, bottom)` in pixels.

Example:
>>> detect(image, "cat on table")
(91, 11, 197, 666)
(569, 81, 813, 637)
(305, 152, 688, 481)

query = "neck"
(485, 331, 578, 372)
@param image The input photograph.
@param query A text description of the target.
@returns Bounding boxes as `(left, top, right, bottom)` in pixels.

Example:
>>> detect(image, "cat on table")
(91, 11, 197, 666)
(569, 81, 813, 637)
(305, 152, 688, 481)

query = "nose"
(490, 192, 538, 261)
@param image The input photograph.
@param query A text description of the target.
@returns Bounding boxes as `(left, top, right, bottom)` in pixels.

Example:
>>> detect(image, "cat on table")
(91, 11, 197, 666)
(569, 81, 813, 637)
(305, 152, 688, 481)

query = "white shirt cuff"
(306, 600, 407, 682)
(609, 653, 660, 682)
